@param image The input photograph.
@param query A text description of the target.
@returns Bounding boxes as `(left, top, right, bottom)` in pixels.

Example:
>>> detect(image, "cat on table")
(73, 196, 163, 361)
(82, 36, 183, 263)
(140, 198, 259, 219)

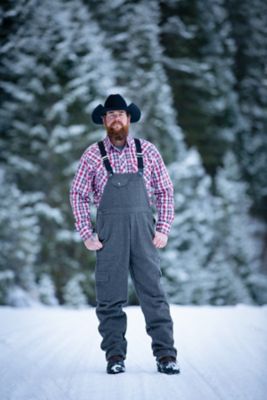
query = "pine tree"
(38, 274, 59, 306)
(0, 168, 40, 306)
(161, 149, 219, 304)
(159, 0, 241, 175)
(62, 273, 87, 308)
(161, 148, 267, 305)
(226, 0, 267, 221)
(0, 0, 117, 304)
(213, 151, 267, 304)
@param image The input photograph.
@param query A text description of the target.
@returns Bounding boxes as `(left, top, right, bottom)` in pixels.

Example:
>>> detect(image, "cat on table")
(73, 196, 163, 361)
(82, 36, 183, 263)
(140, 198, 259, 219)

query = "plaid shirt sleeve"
(69, 154, 94, 241)
(150, 145, 175, 236)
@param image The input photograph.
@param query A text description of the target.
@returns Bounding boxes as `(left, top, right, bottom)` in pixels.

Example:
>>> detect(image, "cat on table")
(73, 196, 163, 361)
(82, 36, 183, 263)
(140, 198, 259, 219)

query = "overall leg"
(95, 212, 130, 360)
(129, 211, 177, 360)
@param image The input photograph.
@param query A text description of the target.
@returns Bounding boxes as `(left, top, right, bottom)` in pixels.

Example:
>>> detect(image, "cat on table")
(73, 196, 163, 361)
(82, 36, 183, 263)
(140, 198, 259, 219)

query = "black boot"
(106, 355, 126, 374)
(157, 356, 180, 375)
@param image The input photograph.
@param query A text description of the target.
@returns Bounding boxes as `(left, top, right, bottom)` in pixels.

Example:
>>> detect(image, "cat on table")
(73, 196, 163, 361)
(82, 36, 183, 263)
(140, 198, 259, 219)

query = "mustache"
(106, 123, 129, 136)
(110, 121, 123, 128)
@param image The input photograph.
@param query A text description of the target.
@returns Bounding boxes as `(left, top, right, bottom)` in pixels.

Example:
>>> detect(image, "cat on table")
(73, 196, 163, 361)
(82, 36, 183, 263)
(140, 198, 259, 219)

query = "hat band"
(101, 106, 128, 115)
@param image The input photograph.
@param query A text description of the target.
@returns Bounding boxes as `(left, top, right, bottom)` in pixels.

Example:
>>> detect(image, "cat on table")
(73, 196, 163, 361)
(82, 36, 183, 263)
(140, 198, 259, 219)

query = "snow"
(0, 305, 266, 400)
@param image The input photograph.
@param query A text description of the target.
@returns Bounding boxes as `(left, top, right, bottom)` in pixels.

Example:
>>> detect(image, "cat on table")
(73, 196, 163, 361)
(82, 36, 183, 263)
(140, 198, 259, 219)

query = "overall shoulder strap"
(134, 138, 144, 174)
(97, 141, 113, 175)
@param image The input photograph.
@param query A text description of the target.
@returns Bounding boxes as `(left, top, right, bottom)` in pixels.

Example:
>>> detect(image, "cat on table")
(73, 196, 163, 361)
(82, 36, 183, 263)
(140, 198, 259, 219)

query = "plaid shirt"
(69, 134, 174, 241)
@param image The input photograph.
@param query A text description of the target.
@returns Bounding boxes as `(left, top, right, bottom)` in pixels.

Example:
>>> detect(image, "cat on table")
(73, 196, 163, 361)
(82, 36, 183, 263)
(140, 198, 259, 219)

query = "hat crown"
(91, 93, 141, 124)
(104, 94, 127, 110)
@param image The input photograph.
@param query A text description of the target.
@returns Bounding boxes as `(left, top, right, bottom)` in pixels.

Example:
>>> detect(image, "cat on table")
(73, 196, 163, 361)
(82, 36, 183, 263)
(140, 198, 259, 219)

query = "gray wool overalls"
(95, 138, 177, 361)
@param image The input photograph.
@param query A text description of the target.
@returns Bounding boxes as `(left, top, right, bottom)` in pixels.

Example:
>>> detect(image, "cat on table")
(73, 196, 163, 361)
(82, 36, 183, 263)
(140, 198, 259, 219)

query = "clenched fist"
(153, 231, 168, 249)
(84, 234, 103, 251)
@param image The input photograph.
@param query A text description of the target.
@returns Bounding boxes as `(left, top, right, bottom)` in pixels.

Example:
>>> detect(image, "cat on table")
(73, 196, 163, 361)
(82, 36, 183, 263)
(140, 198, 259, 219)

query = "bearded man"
(70, 94, 180, 375)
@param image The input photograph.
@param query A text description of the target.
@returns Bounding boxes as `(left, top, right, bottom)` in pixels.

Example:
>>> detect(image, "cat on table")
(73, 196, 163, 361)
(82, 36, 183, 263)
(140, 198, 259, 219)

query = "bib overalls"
(95, 138, 177, 361)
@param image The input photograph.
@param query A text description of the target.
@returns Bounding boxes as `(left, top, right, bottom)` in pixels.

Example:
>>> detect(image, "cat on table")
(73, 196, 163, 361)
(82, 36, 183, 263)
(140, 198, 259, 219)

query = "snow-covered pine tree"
(161, 149, 219, 304)
(226, 0, 267, 225)
(161, 148, 266, 305)
(62, 273, 88, 308)
(160, 0, 241, 175)
(212, 151, 267, 304)
(38, 273, 59, 306)
(0, 168, 40, 306)
(0, 0, 117, 305)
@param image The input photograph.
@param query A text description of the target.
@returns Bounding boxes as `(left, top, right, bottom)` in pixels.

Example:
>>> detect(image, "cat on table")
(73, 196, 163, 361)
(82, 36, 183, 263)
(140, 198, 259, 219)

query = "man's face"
(103, 110, 131, 142)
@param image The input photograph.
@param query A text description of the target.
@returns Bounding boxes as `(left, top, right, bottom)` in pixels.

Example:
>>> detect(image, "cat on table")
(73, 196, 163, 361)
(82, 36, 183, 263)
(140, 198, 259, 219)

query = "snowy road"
(0, 305, 266, 400)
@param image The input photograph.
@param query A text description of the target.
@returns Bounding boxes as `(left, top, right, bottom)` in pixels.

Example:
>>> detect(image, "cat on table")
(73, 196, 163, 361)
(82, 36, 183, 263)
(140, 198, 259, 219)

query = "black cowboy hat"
(91, 94, 141, 125)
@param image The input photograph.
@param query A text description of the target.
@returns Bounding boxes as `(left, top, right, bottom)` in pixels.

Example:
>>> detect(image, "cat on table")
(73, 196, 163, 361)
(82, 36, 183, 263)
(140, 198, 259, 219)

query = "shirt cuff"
(78, 226, 94, 241)
(155, 221, 171, 236)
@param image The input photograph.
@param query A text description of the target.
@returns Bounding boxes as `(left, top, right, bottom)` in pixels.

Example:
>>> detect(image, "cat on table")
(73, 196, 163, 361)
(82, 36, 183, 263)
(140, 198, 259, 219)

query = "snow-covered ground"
(0, 305, 266, 400)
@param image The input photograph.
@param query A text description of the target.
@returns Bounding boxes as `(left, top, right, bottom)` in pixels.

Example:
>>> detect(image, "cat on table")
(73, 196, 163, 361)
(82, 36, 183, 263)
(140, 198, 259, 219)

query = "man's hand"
(153, 231, 168, 249)
(84, 234, 103, 251)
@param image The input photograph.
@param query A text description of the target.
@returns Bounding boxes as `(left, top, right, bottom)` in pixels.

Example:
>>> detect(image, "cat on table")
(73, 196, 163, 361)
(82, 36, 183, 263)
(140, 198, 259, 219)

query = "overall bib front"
(95, 138, 177, 361)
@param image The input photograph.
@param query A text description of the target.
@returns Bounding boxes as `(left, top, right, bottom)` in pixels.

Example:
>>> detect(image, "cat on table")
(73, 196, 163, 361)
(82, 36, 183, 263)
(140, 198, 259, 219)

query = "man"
(70, 94, 180, 375)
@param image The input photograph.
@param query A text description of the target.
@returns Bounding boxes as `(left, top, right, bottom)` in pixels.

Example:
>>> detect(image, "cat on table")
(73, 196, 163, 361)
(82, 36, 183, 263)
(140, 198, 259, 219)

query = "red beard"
(106, 121, 129, 142)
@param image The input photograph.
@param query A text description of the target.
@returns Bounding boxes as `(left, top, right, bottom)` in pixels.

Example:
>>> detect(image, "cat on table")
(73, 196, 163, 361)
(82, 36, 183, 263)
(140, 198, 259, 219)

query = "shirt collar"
(104, 133, 134, 151)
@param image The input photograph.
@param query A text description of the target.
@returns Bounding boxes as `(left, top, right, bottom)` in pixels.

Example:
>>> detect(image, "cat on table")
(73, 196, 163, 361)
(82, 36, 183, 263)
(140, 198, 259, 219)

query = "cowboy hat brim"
(91, 102, 141, 125)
